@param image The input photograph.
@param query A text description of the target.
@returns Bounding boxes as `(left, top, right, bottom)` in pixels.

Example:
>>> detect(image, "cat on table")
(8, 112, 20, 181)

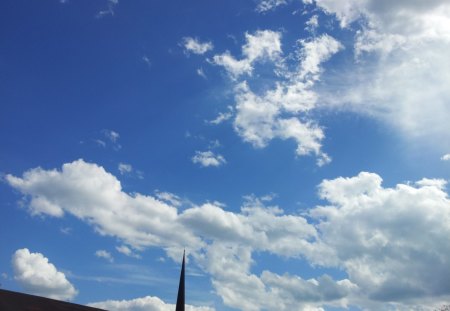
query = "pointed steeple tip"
(175, 249, 185, 311)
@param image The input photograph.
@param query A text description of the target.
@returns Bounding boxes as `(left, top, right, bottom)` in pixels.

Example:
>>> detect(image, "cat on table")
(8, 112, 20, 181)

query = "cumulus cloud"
(6, 160, 450, 309)
(309, 172, 450, 308)
(217, 33, 341, 164)
(95, 250, 114, 263)
(183, 37, 213, 55)
(192, 151, 226, 167)
(212, 30, 282, 78)
(304, 0, 450, 147)
(12, 248, 78, 300)
(250, 1, 450, 148)
(89, 295, 214, 311)
(5, 159, 202, 251)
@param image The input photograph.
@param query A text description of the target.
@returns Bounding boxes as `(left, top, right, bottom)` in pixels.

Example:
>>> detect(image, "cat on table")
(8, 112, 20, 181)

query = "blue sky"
(1, 0, 450, 310)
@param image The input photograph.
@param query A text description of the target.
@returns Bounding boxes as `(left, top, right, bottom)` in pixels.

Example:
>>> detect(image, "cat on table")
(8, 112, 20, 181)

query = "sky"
(1, 0, 450, 310)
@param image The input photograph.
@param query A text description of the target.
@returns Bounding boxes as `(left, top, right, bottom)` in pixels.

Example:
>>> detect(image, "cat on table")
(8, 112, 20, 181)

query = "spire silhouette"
(175, 250, 185, 311)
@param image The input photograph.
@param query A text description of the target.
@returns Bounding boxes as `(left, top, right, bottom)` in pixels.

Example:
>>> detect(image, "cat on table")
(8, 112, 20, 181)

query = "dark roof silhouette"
(0, 289, 105, 311)
(1, 252, 187, 311)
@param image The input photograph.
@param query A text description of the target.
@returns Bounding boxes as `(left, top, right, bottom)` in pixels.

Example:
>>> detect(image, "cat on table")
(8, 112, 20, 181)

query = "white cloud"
(194, 243, 354, 311)
(254, 1, 450, 148)
(97, 129, 122, 150)
(192, 151, 226, 167)
(196, 67, 207, 78)
(12, 248, 78, 301)
(441, 154, 450, 161)
(224, 34, 341, 164)
(5, 159, 203, 251)
(308, 172, 450, 308)
(256, 0, 287, 13)
(211, 51, 253, 78)
(298, 34, 343, 80)
(305, 15, 319, 33)
(95, 250, 114, 263)
(183, 37, 213, 55)
(103, 129, 120, 143)
(154, 191, 182, 207)
(94, 139, 106, 147)
(6, 161, 450, 309)
(307, 0, 450, 147)
(60, 226, 72, 235)
(142, 55, 151, 68)
(89, 295, 214, 311)
(116, 245, 141, 259)
(96, 0, 119, 18)
(207, 106, 234, 125)
(212, 30, 282, 78)
(118, 163, 132, 175)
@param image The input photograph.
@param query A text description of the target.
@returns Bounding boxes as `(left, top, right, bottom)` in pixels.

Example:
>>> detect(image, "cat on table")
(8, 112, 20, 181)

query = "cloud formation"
(251, 1, 450, 149)
(212, 30, 282, 78)
(95, 250, 114, 263)
(12, 248, 78, 301)
(6, 160, 201, 250)
(256, 0, 287, 13)
(306, 0, 450, 147)
(212, 31, 341, 165)
(118, 163, 132, 175)
(96, 0, 119, 18)
(89, 295, 214, 311)
(183, 37, 214, 55)
(6, 160, 450, 309)
(192, 151, 226, 167)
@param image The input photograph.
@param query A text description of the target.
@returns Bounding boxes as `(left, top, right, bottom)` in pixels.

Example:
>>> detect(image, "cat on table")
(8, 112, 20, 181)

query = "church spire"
(175, 250, 185, 311)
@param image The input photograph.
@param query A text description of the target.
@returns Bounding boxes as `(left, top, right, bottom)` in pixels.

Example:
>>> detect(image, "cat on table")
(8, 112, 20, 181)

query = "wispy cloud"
(305, 14, 319, 33)
(95, 250, 114, 263)
(96, 0, 119, 18)
(154, 191, 182, 207)
(115, 245, 141, 259)
(196, 67, 207, 79)
(95, 129, 122, 150)
(192, 151, 226, 167)
(256, 0, 287, 13)
(182, 37, 214, 55)
(207, 106, 234, 125)
(142, 55, 151, 69)
(118, 162, 132, 175)
(309, 0, 450, 148)
(211, 30, 340, 165)
(60, 227, 72, 235)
